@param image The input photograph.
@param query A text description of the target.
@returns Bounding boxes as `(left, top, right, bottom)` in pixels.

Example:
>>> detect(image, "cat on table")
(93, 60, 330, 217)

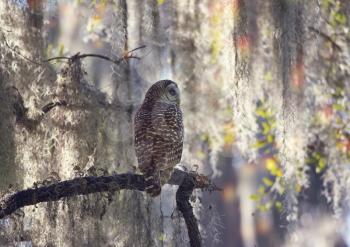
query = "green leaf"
(253, 140, 267, 149)
(256, 109, 268, 118)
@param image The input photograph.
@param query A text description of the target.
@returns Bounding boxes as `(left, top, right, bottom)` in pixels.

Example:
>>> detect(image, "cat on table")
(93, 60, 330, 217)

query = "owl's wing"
(152, 104, 184, 167)
(134, 110, 155, 174)
(168, 105, 184, 167)
(135, 103, 183, 185)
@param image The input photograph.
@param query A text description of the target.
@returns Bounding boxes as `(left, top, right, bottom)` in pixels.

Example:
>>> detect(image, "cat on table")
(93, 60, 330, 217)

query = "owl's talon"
(145, 185, 161, 197)
(145, 185, 154, 190)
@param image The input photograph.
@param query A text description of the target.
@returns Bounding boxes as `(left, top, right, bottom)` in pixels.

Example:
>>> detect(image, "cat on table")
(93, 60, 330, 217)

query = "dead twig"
(2, 31, 146, 67)
(41, 100, 67, 114)
(43, 45, 146, 65)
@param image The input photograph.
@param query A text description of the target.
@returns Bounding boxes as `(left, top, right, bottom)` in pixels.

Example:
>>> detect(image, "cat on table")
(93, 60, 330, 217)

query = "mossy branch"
(0, 169, 220, 247)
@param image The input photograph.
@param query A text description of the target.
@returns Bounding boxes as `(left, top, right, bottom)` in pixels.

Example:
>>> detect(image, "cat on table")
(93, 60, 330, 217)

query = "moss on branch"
(0, 169, 219, 247)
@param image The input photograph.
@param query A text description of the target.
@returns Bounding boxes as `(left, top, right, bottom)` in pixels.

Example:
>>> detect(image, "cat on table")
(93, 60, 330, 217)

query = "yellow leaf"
(158, 233, 166, 241)
(266, 158, 277, 171)
(158, 0, 165, 5)
(275, 201, 283, 212)
(275, 169, 283, 177)
(266, 158, 283, 177)
(224, 132, 235, 145)
(250, 194, 261, 201)
(256, 109, 268, 118)
(262, 122, 271, 134)
(258, 204, 268, 212)
(274, 168, 283, 178)
(267, 134, 274, 143)
(252, 140, 266, 149)
(262, 177, 273, 187)
(258, 185, 265, 194)
(223, 124, 235, 145)
(264, 71, 273, 82)
(295, 183, 302, 193)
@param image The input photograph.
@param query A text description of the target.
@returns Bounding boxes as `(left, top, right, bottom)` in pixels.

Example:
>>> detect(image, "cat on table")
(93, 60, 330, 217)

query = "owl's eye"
(168, 88, 177, 96)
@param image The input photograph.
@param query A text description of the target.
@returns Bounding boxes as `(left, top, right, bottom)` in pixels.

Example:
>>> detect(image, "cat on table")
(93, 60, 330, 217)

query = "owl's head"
(145, 80, 180, 105)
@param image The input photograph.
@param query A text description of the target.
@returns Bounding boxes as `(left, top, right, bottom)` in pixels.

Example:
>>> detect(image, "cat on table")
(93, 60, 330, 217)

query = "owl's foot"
(144, 176, 161, 197)
(145, 184, 161, 197)
(144, 176, 154, 181)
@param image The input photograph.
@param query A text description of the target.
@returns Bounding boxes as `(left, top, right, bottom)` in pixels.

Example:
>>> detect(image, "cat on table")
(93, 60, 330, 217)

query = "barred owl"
(134, 80, 184, 197)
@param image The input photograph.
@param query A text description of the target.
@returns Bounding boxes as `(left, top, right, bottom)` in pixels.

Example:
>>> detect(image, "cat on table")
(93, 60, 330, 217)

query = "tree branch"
(2, 30, 145, 66)
(176, 173, 202, 247)
(0, 169, 220, 247)
(6, 86, 68, 129)
(43, 45, 146, 65)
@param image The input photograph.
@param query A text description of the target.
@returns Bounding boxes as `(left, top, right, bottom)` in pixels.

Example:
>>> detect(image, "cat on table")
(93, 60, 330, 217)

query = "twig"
(43, 45, 146, 65)
(43, 56, 70, 63)
(41, 100, 67, 113)
(2, 31, 145, 67)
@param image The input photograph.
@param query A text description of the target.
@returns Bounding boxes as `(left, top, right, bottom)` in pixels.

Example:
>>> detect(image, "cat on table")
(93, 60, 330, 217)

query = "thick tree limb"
(176, 173, 202, 247)
(0, 169, 220, 247)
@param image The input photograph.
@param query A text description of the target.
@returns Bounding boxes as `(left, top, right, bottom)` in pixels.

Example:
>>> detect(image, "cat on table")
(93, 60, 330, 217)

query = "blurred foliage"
(322, 0, 348, 26)
(157, 0, 165, 6)
(306, 151, 327, 174)
(249, 0, 350, 215)
(250, 101, 284, 213)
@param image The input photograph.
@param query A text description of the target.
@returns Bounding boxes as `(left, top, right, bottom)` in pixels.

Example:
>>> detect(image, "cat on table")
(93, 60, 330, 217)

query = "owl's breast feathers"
(134, 101, 183, 176)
